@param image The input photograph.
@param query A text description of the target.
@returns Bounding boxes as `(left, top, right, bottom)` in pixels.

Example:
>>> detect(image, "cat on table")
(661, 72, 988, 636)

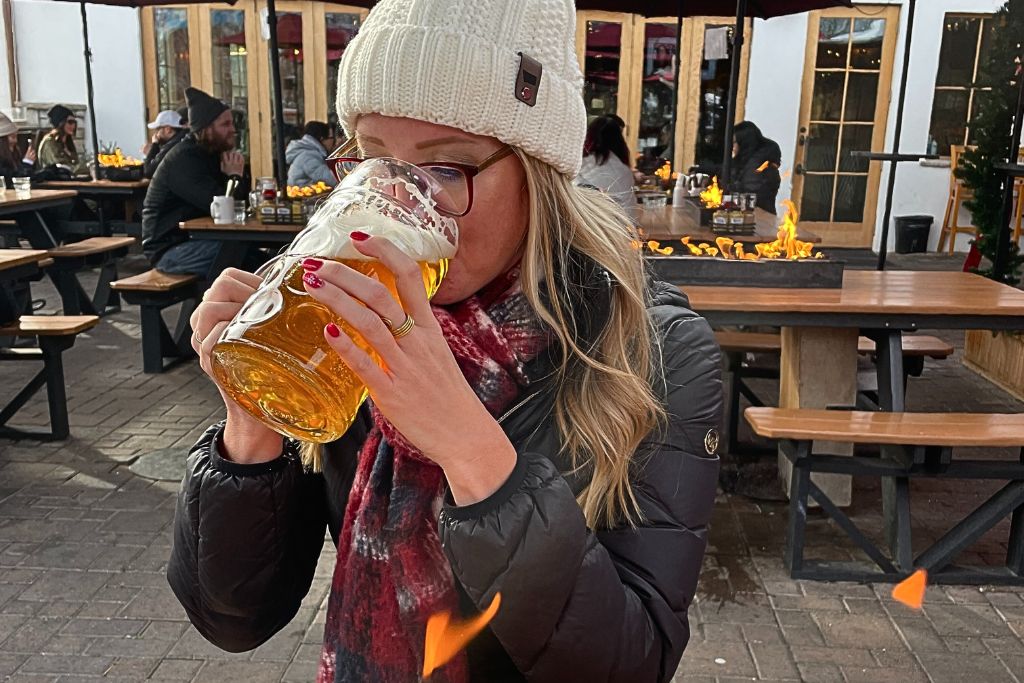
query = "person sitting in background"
(285, 121, 337, 188)
(142, 87, 261, 281)
(37, 105, 88, 177)
(0, 113, 34, 183)
(729, 120, 782, 214)
(576, 114, 637, 218)
(143, 110, 188, 178)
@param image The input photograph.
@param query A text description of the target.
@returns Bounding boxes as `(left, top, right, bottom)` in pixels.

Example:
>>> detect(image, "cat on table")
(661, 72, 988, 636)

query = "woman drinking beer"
(167, 0, 721, 680)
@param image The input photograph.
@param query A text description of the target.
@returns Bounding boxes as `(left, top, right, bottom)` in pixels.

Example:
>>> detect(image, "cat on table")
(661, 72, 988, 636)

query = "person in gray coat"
(285, 121, 336, 188)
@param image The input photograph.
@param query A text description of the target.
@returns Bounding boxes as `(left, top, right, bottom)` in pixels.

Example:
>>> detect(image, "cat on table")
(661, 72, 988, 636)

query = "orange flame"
(97, 148, 141, 168)
(892, 569, 927, 610)
(647, 240, 674, 256)
(423, 593, 501, 678)
(755, 160, 771, 173)
(673, 199, 823, 261)
(699, 176, 723, 209)
(654, 161, 673, 182)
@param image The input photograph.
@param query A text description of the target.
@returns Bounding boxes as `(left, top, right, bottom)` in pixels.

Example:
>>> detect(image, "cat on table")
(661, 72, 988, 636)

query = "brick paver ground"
(1, 250, 1023, 682)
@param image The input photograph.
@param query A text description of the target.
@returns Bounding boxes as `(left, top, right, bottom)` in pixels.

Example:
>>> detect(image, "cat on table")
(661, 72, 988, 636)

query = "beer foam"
(289, 210, 455, 262)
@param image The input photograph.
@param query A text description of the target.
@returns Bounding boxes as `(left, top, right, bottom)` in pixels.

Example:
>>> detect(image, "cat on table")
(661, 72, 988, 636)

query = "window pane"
(582, 21, 622, 121)
(928, 89, 969, 156)
(815, 18, 850, 69)
(805, 123, 839, 173)
(636, 22, 678, 172)
(694, 25, 735, 170)
(326, 13, 361, 139)
(977, 17, 999, 81)
(154, 8, 190, 112)
(935, 16, 980, 87)
(844, 72, 878, 122)
(211, 10, 248, 156)
(811, 71, 844, 121)
(272, 12, 304, 166)
(834, 174, 867, 223)
(839, 124, 872, 172)
(801, 175, 834, 222)
(849, 19, 884, 70)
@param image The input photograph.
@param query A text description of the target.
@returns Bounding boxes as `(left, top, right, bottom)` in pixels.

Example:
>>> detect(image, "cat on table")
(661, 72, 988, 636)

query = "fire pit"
(642, 201, 844, 289)
(97, 148, 143, 182)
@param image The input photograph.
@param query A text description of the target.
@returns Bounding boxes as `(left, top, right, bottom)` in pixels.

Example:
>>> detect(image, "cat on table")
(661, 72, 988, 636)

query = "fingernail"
(350, 231, 370, 241)
(325, 322, 341, 338)
(302, 271, 324, 289)
(301, 257, 323, 271)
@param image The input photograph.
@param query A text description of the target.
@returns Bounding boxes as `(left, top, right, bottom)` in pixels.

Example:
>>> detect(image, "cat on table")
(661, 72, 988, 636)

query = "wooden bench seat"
(714, 330, 954, 359)
(0, 315, 99, 440)
(744, 406, 1024, 585)
(46, 236, 137, 316)
(717, 330, 954, 453)
(111, 270, 199, 373)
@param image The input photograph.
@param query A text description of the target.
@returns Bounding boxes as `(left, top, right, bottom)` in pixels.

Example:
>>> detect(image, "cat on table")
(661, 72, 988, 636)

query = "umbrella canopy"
(575, 0, 849, 17)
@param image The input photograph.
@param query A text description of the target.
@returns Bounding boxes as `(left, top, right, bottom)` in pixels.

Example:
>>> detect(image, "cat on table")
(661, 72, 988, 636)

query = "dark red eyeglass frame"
(325, 139, 515, 217)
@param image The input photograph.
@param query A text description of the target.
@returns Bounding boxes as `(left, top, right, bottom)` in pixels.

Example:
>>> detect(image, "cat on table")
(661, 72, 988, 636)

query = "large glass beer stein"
(210, 158, 459, 443)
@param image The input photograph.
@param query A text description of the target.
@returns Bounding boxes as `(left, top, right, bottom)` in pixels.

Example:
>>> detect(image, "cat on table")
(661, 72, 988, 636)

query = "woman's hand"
(190, 268, 283, 463)
(300, 236, 517, 505)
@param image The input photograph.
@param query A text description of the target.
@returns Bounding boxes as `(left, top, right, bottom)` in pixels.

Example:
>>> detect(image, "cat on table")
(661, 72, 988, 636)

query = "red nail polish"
(301, 257, 323, 271)
(303, 271, 324, 289)
(350, 231, 370, 241)
(325, 322, 341, 338)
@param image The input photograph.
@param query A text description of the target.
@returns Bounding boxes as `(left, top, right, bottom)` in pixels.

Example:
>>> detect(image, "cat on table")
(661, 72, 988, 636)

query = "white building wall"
(0, 0, 146, 158)
(745, 0, 1005, 254)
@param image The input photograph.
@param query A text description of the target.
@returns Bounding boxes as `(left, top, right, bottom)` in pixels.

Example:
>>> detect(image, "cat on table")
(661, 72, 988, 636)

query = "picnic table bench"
(111, 270, 199, 373)
(745, 407, 1024, 585)
(47, 235, 136, 316)
(0, 314, 99, 440)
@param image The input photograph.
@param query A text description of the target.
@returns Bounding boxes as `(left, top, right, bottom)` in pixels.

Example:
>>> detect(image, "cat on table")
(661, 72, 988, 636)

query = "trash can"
(894, 215, 932, 254)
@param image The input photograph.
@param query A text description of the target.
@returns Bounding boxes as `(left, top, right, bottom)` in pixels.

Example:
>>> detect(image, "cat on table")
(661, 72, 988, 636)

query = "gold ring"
(381, 314, 415, 339)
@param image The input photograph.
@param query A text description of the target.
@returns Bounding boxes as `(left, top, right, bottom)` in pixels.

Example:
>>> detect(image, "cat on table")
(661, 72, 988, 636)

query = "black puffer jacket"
(730, 121, 782, 214)
(167, 280, 722, 682)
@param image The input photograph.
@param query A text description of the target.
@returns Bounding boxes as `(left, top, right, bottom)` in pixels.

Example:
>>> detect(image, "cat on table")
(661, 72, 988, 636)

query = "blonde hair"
(302, 149, 665, 529)
(515, 150, 664, 528)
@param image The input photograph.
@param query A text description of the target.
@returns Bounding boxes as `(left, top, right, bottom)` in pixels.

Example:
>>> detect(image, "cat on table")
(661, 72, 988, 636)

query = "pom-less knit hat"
(335, 0, 587, 177)
(48, 105, 74, 129)
(185, 87, 230, 133)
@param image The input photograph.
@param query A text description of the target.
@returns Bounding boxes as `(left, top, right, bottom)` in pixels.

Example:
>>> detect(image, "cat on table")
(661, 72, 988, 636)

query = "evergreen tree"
(958, 0, 1024, 285)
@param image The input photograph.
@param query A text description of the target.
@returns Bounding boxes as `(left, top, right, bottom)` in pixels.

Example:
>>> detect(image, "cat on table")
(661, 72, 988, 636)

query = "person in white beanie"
(0, 112, 34, 183)
(171, 1, 720, 681)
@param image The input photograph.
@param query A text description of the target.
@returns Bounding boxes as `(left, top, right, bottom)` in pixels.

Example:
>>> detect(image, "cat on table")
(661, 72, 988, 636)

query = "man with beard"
(142, 109, 187, 178)
(142, 87, 258, 280)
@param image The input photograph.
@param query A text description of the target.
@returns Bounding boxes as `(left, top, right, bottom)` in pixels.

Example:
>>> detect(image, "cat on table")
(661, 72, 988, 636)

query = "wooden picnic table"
(180, 216, 303, 276)
(684, 270, 1024, 506)
(0, 249, 50, 320)
(35, 179, 149, 237)
(638, 205, 822, 244)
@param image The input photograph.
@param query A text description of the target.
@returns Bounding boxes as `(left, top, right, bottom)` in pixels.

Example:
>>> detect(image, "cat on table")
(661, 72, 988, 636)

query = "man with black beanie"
(37, 104, 88, 176)
(142, 87, 259, 281)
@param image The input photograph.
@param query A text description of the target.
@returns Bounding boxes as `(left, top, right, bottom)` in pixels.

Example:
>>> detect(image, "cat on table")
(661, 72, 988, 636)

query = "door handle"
(795, 164, 806, 175)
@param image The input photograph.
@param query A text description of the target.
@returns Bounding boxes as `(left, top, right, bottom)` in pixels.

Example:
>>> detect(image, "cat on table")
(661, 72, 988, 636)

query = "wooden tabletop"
(0, 248, 50, 272)
(686, 270, 1024, 318)
(36, 179, 149, 192)
(639, 206, 822, 244)
(180, 217, 304, 233)
(0, 189, 77, 210)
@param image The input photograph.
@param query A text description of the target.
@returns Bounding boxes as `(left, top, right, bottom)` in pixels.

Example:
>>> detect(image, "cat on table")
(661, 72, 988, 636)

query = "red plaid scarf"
(318, 269, 550, 683)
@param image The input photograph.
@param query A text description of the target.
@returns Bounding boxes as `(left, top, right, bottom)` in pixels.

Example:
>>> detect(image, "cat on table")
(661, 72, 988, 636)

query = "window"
(211, 10, 249, 156)
(153, 8, 190, 111)
(928, 14, 997, 157)
(326, 12, 361, 140)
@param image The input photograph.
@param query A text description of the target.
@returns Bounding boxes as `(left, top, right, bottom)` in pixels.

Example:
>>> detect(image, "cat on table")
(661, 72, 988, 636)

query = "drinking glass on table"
(12, 177, 31, 199)
(0, 176, 8, 199)
(234, 200, 247, 224)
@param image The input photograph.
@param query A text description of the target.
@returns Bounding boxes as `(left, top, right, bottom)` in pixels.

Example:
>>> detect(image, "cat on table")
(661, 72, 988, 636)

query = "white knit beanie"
(335, 0, 587, 177)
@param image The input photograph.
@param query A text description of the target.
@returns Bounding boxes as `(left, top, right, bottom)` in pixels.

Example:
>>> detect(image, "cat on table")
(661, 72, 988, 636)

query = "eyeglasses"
(326, 139, 514, 217)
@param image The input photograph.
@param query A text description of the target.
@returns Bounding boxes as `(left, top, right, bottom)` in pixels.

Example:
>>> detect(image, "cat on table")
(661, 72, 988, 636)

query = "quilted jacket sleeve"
(439, 311, 721, 682)
(166, 423, 330, 652)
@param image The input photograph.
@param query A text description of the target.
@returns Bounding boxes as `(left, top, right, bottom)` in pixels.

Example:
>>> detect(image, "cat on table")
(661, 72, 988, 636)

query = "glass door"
(576, 11, 634, 132)
(210, 9, 251, 156)
(791, 6, 899, 247)
(634, 19, 679, 174)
